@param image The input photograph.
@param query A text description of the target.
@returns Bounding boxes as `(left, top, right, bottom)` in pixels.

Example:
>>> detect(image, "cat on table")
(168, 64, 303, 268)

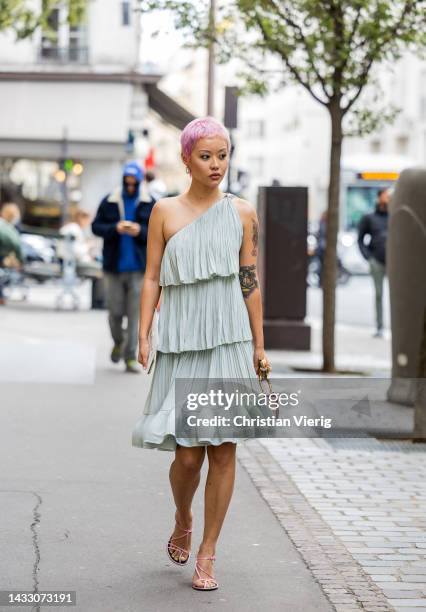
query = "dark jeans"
(369, 257, 386, 330)
(104, 270, 144, 360)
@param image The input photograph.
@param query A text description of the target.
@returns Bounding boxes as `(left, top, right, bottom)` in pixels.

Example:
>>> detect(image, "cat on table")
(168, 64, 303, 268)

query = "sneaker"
(110, 344, 123, 363)
(125, 359, 141, 373)
(373, 329, 384, 338)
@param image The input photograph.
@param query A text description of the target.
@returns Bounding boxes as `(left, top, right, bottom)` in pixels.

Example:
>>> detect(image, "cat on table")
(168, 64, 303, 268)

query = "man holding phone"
(92, 161, 155, 373)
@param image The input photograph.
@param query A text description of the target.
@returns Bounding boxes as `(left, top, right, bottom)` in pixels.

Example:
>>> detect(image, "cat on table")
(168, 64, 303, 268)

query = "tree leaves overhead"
(0, 0, 87, 39)
(138, 0, 426, 133)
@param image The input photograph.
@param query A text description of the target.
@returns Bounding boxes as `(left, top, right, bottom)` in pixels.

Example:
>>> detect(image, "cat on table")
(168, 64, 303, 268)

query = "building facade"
(0, 0, 193, 226)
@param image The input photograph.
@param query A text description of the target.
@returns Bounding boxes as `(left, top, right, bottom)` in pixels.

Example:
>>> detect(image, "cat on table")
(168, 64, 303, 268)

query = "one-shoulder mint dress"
(131, 193, 255, 452)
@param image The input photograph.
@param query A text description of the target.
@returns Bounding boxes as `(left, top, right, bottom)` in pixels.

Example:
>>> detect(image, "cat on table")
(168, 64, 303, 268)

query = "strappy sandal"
(167, 520, 192, 566)
(192, 555, 219, 591)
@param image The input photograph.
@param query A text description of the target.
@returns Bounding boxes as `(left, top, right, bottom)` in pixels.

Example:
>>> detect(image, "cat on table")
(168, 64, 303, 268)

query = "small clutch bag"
(257, 358, 272, 394)
(146, 309, 159, 374)
(258, 357, 278, 415)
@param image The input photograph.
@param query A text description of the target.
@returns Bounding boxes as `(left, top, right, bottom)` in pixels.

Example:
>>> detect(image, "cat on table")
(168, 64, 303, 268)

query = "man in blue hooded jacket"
(92, 161, 155, 372)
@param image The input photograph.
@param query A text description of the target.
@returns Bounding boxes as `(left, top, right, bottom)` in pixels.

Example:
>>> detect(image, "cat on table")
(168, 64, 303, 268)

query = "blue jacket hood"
(123, 161, 144, 183)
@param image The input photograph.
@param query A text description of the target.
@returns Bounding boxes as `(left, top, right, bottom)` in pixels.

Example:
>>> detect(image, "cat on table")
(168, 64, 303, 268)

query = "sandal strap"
(170, 528, 192, 540)
(194, 578, 218, 588)
(195, 557, 216, 583)
(168, 541, 189, 555)
(174, 519, 192, 536)
(168, 541, 190, 563)
(175, 518, 192, 533)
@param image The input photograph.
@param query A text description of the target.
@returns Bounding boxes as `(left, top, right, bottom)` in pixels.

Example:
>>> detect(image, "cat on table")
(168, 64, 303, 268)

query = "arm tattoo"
(239, 264, 258, 299)
(251, 218, 259, 256)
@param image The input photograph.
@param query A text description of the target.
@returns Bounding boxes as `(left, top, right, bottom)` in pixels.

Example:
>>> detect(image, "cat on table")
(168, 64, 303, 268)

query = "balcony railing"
(38, 46, 89, 64)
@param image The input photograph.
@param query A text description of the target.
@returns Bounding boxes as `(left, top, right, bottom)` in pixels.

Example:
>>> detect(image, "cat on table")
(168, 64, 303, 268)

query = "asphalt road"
(308, 275, 391, 329)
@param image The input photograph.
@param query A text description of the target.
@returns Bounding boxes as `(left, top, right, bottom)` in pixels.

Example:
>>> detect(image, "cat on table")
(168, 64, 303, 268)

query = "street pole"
(207, 0, 215, 116)
(61, 126, 69, 226)
(224, 86, 238, 193)
(227, 131, 234, 192)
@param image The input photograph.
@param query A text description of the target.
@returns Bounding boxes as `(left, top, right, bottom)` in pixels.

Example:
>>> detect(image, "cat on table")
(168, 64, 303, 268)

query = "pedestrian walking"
(92, 161, 155, 372)
(0, 203, 23, 305)
(58, 208, 93, 264)
(132, 116, 271, 591)
(145, 170, 168, 201)
(357, 186, 390, 337)
(316, 210, 327, 286)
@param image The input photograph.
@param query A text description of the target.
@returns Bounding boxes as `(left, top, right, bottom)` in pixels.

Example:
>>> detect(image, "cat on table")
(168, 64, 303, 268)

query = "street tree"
(0, 0, 86, 39)
(140, 0, 426, 371)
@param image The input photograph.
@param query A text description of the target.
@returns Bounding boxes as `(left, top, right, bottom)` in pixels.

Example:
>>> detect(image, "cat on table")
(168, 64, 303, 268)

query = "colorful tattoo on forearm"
(239, 264, 258, 299)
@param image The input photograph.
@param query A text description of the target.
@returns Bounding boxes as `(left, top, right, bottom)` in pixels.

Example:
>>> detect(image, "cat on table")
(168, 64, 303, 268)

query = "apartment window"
(68, 23, 88, 61)
(40, 7, 60, 60)
(396, 135, 409, 155)
(246, 119, 265, 138)
(122, 1, 131, 26)
(421, 71, 426, 119)
(39, 2, 88, 63)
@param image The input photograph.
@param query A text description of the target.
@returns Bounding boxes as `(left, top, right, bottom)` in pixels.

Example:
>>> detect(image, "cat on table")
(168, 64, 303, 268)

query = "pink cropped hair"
(181, 116, 231, 159)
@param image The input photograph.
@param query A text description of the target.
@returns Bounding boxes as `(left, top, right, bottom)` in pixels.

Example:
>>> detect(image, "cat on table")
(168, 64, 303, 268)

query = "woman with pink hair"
(132, 116, 271, 591)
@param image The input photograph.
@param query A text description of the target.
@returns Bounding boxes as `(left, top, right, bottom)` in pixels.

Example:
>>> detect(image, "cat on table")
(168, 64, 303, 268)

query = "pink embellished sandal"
(192, 555, 219, 591)
(167, 521, 192, 566)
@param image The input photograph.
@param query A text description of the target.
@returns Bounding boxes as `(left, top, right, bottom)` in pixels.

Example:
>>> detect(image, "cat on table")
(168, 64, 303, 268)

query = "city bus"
(340, 153, 418, 230)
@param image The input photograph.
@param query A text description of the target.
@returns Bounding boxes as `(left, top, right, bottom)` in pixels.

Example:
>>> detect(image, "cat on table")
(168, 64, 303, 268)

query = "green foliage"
(343, 75, 401, 137)
(138, 0, 426, 134)
(0, 0, 86, 39)
(67, 0, 86, 26)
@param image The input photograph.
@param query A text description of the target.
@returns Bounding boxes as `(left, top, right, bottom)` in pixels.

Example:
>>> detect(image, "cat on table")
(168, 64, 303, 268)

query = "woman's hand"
(253, 347, 272, 377)
(138, 337, 151, 369)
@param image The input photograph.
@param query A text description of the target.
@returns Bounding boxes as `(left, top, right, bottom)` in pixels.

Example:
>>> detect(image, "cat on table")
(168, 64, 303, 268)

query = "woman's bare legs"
(193, 442, 237, 588)
(168, 444, 206, 562)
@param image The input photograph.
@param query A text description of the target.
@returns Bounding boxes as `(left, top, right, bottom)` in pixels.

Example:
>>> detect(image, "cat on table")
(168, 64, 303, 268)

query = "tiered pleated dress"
(131, 192, 255, 452)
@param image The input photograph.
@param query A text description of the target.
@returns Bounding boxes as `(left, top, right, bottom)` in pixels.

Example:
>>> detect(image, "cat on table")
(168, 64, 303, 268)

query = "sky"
(139, 10, 185, 73)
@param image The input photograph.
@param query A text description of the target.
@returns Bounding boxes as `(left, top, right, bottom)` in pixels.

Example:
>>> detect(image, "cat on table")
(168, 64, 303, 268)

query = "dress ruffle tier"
(132, 194, 258, 452)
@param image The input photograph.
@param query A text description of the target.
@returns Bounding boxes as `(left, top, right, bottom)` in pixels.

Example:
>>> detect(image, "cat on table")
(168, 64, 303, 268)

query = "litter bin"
(387, 168, 426, 405)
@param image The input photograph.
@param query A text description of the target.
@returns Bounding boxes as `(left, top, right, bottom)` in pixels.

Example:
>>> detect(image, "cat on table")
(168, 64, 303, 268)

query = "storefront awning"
(145, 84, 196, 130)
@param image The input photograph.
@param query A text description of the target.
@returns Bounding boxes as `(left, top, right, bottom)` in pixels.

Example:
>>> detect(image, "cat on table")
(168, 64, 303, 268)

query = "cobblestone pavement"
(238, 437, 426, 612)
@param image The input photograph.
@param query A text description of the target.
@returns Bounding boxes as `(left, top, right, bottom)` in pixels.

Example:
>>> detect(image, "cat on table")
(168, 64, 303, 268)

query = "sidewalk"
(241, 438, 426, 612)
(267, 317, 415, 440)
(269, 316, 392, 376)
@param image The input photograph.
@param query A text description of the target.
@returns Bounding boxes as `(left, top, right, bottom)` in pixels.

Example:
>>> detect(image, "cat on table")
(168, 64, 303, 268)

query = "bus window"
(347, 186, 380, 229)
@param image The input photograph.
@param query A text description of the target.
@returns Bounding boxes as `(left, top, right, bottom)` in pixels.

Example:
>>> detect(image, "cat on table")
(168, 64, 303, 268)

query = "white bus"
(340, 153, 418, 230)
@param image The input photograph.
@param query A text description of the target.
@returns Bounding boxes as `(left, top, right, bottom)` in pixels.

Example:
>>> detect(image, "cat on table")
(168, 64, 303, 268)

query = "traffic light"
(58, 159, 84, 176)
(63, 159, 74, 173)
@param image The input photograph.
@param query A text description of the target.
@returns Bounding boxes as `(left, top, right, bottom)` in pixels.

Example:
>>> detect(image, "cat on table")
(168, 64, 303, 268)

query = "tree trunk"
(322, 101, 343, 372)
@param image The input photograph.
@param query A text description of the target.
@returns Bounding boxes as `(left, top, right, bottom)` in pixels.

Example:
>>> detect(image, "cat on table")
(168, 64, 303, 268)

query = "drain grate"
(323, 437, 426, 452)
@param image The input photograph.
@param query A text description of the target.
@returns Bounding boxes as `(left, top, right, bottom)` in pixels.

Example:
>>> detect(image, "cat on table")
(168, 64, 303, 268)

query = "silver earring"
(186, 166, 190, 174)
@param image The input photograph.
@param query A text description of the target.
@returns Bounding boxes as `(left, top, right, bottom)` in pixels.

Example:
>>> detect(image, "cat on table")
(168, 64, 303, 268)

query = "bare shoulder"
(232, 196, 258, 224)
(149, 196, 180, 220)
(151, 196, 179, 214)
